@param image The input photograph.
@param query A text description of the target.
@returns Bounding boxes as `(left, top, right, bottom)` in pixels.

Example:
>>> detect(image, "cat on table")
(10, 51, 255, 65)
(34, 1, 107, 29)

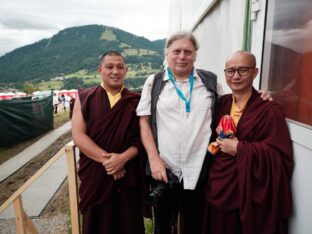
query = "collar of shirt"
(101, 82, 124, 108)
(230, 94, 251, 126)
(164, 68, 199, 82)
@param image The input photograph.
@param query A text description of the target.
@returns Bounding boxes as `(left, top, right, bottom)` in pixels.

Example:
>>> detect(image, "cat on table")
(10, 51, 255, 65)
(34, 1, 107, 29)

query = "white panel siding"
(168, 0, 312, 233)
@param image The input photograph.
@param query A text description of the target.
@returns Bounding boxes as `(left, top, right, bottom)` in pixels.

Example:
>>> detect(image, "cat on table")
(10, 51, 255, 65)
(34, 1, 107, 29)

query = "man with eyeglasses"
(201, 51, 293, 234)
(224, 66, 256, 77)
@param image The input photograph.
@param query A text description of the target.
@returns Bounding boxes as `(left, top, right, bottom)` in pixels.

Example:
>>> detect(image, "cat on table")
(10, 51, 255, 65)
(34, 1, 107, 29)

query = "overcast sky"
(0, 0, 170, 56)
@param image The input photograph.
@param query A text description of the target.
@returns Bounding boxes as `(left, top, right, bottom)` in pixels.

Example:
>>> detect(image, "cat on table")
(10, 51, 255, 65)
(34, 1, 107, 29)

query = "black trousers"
(54, 104, 58, 114)
(153, 183, 203, 234)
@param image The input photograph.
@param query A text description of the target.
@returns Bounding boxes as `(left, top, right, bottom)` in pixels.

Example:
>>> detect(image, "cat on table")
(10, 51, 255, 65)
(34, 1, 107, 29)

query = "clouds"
(0, 0, 169, 56)
(266, 0, 312, 54)
(1, 17, 57, 31)
(272, 0, 312, 30)
(271, 20, 312, 54)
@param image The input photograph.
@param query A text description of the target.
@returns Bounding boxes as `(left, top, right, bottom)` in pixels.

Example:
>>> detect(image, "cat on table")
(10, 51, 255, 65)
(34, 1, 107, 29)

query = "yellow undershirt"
(101, 82, 124, 108)
(230, 94, 251, 126)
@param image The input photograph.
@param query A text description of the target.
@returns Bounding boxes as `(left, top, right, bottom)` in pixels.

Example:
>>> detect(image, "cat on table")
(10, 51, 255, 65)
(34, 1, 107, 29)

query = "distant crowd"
(53, 93, 76, 117)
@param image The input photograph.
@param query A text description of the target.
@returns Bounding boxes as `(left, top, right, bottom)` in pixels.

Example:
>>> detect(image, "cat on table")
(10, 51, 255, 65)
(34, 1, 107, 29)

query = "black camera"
(145, 168, 180, 207)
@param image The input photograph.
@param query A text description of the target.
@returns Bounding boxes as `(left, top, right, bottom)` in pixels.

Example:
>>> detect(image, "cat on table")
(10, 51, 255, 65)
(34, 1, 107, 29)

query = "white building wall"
(287, 122, 312, 234)
(168, 0, 312, 233)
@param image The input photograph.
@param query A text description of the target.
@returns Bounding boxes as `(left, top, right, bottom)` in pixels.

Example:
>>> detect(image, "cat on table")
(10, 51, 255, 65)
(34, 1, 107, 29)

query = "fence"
(0, 141, 80, 234)
(0, 95, 53, 147)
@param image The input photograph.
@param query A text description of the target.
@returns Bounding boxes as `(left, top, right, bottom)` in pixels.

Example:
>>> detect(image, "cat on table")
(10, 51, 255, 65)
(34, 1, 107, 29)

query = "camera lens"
(145, 169, 180, 207)
(145, 182, 167, 207)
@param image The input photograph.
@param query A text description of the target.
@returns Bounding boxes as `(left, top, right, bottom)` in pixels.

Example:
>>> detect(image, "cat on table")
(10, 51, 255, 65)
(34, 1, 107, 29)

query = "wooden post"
(25, 213, 39, 234)
(13, 196, 26, 234)
(65, 141, 80, 234)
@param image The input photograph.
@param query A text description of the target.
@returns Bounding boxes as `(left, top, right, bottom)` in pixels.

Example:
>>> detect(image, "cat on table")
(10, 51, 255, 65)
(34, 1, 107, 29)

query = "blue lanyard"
(167, 68, 194, 113)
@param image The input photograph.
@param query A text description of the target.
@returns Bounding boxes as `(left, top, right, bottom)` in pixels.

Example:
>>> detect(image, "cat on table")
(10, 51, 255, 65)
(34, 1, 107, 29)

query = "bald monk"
(72, 51, 145, 234)
(202, 51, 293, 234)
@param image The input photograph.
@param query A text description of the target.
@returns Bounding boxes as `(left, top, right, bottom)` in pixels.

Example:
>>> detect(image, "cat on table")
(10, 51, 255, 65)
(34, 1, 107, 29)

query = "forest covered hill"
(0, 24, 165, 90)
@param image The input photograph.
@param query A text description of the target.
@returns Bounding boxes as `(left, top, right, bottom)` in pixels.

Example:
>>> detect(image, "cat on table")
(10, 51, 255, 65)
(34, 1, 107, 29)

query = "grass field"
(36, 62, 158, 90)
(37, 79, 64, 90)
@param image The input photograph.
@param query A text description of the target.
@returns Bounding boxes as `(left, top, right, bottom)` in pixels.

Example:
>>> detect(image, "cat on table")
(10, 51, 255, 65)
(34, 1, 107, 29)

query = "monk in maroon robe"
(202, 51, 293, 234)
(72, 51, 146, 234)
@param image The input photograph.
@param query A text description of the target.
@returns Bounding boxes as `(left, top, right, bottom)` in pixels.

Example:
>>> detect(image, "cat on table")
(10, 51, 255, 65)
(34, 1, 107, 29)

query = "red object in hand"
(208, 115, 236, 155)
(216, 115, 236, 139)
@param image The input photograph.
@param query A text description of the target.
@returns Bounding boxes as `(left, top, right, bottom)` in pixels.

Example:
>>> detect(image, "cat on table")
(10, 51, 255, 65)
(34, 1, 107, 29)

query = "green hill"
(0, 24, 165, 90)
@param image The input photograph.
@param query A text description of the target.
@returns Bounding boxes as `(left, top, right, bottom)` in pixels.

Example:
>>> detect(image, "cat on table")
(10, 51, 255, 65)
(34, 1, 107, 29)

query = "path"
(0, 121, 77, 220)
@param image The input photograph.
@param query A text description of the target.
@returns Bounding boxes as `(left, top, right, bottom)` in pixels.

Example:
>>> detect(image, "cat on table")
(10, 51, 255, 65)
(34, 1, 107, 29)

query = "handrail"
(65, 141, 80, 234)
(0, 147, 65, 213)
(0, 141, 80, 234)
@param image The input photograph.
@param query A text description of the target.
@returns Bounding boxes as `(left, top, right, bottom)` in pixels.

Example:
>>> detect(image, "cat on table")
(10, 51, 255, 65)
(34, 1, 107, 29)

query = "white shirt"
(137, 69, 223, 189)
(53, 95, 59, 105)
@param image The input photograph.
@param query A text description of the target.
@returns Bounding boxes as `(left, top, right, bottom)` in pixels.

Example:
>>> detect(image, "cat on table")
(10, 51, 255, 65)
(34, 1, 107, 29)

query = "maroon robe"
(78, 86, 145, 234)
(202, 88, 293, 234)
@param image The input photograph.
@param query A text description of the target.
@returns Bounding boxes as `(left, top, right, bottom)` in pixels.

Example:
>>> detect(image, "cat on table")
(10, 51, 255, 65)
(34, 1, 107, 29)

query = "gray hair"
(165, 31, 199, 53)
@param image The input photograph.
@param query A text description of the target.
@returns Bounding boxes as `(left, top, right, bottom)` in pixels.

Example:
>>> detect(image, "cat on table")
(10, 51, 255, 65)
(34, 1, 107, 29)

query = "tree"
(22, 81, 36, 94)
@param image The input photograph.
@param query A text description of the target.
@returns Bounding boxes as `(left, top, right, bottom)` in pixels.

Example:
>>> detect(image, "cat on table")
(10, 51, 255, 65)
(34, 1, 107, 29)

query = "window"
(261, 0, 312, 127)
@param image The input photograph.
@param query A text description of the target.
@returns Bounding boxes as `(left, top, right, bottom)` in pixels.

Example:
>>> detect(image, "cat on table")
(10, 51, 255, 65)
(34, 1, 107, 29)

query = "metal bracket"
(250, 0, 261, 21)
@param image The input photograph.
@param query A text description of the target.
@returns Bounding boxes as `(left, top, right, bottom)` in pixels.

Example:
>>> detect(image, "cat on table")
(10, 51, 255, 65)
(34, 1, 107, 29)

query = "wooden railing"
(0, 141, 80, 234)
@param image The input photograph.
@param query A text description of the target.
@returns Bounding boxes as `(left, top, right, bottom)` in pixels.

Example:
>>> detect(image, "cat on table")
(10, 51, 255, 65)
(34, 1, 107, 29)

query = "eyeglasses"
(224, 67, 255, 77)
